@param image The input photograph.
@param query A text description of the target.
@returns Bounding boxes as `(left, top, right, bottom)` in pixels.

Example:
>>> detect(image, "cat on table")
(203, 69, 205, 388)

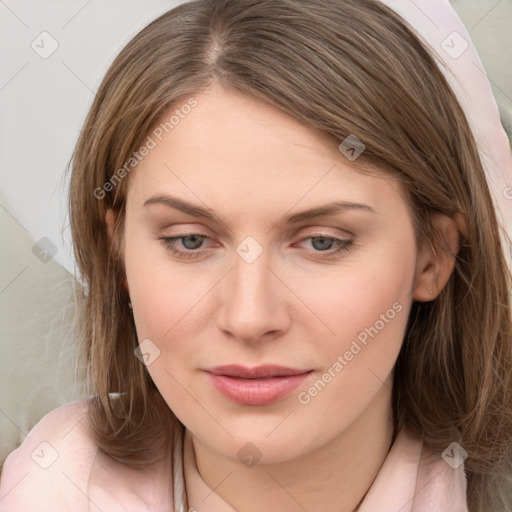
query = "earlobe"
(412, 212, 463, 302)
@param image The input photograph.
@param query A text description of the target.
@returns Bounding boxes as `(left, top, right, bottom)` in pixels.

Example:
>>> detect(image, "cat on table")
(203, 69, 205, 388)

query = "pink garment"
(0, 398, 468, 511)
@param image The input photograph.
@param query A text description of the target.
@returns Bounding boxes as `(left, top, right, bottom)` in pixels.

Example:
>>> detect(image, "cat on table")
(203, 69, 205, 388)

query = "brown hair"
(66, 0, 512, 509)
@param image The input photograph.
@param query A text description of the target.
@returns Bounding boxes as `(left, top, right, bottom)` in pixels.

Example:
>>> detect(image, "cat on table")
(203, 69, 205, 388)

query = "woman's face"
(118, 85, 424, 464)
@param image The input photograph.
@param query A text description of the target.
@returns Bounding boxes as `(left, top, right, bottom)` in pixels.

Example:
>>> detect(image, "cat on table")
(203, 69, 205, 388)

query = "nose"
(216, 242, 290, 344)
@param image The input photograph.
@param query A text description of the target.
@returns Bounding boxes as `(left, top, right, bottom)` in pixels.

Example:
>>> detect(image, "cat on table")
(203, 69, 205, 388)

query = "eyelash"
(158, 233, 353, 260)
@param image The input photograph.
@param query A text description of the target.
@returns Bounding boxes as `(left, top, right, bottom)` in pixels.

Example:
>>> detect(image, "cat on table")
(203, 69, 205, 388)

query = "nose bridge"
(231, 237, 275, 312)
(218, 235, 286, 341)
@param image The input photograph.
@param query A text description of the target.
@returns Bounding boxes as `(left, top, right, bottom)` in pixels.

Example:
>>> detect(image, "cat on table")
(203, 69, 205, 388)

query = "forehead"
(125, 86, 406, 222)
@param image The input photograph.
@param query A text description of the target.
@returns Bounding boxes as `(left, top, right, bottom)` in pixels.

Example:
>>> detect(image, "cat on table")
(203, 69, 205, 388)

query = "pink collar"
(183, 427, 468, 511)
(358, 428, 468, 511)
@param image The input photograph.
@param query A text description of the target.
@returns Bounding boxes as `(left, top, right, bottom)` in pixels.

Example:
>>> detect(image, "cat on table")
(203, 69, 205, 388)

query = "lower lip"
(205, 371, 313, 406)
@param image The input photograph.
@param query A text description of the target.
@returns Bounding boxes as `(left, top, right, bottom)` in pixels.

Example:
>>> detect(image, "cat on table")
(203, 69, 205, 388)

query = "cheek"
(290, 240, 415, 435)
(124, 233, 217, 365)
(305, 238, 415, 355)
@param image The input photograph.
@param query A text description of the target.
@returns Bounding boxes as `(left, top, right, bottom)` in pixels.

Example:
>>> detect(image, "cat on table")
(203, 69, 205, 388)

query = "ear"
(105, 208, 117, 243)
(412, 212, 465, 302)
(105, 208, 129, 294)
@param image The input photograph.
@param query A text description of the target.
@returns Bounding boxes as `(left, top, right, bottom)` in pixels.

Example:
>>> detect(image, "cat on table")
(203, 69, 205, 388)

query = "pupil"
(312, 237, 332, 251)
(183, 235, 204, 249)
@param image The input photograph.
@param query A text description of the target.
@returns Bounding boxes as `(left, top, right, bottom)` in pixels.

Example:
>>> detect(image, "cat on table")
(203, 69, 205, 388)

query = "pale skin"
(105, 84, 462, 512)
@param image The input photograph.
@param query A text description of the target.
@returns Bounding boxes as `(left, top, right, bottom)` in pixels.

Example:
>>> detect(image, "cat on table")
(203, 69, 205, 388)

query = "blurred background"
(1, 0, 511, 466)
(452, 0, 512, 135)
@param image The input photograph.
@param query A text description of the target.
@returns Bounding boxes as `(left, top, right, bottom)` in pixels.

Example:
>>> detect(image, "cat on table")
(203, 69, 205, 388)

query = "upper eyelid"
(158, 222, 355, 238)
(145, 199, 375, 240)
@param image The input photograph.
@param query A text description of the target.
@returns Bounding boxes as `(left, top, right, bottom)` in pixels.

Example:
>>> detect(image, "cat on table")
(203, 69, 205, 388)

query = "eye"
(159, 233, 353, 260)
(295, 234, 353, 256)
(159, 233, 211, 259)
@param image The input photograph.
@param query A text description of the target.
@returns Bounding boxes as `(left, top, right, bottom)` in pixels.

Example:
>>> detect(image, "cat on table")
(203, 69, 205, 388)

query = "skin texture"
(105, 85, 460, 512)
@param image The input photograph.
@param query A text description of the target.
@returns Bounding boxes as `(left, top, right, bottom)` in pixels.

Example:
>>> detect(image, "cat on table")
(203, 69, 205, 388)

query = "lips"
(205, 364, 311, 379)
(204, 365, 313, 405)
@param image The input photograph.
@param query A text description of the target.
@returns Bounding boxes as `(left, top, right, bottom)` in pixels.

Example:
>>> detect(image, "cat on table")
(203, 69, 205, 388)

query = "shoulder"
(0, 396, 177, 511)
(0, 397, 98, 511)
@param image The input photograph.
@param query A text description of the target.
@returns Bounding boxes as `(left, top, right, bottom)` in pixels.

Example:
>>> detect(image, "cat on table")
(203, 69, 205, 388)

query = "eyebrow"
(143, 193, 376, 226)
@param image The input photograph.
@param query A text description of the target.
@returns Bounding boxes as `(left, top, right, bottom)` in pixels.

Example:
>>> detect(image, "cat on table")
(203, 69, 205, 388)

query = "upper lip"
(205, 365, 312, 379)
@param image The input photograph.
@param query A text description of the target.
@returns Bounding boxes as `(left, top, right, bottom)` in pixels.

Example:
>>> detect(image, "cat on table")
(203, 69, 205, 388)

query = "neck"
(190, 379, 395, 512)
